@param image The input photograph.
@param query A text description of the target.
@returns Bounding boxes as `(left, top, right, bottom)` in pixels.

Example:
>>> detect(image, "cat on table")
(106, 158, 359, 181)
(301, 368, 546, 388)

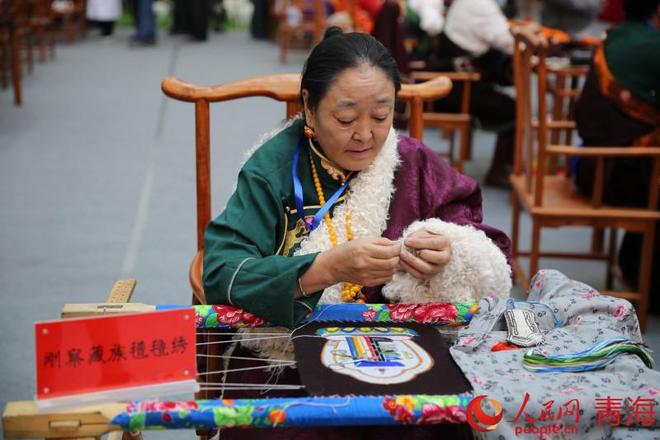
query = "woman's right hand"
(322, 237, 401, 287)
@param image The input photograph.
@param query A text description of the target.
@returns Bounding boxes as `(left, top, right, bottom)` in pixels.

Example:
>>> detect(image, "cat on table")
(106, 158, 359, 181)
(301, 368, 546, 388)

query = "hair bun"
(322, 26, 344, 41)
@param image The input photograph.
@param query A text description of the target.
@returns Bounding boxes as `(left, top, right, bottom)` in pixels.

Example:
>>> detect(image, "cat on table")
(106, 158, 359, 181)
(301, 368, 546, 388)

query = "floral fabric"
(110, 394, 472, 430)
(189, 303, 476, 329)
(450, 269, 659, 439)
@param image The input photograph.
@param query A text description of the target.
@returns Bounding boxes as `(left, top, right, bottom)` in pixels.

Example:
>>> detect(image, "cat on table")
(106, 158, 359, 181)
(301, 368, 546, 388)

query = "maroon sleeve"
(367, 136, 512, 303)
(404, 136, 512, 264)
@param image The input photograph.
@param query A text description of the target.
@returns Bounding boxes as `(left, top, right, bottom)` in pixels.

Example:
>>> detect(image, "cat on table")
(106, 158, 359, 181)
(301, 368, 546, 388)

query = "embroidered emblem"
(316, 327, 433, 384)
(282, 218, 308, 256)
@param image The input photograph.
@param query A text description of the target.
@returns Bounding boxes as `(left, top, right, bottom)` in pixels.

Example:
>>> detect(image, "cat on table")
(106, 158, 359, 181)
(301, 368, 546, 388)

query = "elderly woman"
(202, 27, 511, 438)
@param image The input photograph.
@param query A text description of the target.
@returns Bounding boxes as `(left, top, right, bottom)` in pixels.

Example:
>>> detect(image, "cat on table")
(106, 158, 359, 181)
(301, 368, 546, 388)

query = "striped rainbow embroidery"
(317, 327, 433, 384)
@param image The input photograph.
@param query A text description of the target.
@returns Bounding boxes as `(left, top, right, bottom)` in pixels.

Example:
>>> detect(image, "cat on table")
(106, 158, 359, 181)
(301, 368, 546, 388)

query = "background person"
(87, 0, 122, 37)
(574, 0, 660, 312)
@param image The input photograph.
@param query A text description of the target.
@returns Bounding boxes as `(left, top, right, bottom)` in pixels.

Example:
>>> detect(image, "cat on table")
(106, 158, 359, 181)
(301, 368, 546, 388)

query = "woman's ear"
(301, 89, 313, 127)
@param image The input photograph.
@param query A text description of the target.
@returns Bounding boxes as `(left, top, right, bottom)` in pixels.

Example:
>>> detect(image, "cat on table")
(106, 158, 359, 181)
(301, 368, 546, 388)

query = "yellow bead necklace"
(308, 151, 363, 303)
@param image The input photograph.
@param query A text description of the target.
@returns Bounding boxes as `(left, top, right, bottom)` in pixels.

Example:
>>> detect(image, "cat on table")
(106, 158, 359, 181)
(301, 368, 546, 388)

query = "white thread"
(283, 302, 345, 348)
(261, 362, 289, 395)
(206, 382, 304, 388)
(295, 299, 314, 313)
(197, 363, 296, 376)
(272, 399, 352, 427)
(196, 303, 355, 397)
(201, 382, 303, 388)
(196, 335, 291, 346)
(200, 385, 305, 391)
(227, 257, 254, 305)
(197, 354, 296, 363)
(196, 332, 293, 337)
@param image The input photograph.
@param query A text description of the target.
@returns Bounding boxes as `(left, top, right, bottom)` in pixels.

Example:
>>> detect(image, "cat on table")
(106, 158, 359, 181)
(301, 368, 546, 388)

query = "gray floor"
(0, 29, 658, 438)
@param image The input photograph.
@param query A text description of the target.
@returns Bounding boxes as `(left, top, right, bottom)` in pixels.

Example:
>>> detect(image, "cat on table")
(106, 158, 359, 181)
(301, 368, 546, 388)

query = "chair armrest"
(547, 146, 660, 210)
(547, 145, 660, 157)
(399, 76, 452, 101)
(410, 71, 481, 83)
(162, 75, 301, 103)
(546, 65, 590, 77)
(408, 60, 427, 71)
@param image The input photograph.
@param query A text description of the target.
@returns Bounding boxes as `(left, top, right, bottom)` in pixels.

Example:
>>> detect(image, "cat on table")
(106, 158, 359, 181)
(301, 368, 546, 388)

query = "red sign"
(35, 309, 196, 400)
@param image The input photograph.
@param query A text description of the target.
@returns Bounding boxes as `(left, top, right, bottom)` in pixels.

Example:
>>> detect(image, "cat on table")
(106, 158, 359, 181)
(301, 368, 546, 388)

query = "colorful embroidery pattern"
(194, 305, 266, 329)
(316, 327, 419, 337)
(161, 303, 478, 329)
(382, 394, 470, 424)
(110, 394, 472, 430)
(317, 327, 433, 384)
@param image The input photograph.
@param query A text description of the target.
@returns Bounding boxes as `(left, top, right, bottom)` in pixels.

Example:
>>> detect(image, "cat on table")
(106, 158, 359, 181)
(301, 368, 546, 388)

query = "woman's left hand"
(399, 229, 451, 281)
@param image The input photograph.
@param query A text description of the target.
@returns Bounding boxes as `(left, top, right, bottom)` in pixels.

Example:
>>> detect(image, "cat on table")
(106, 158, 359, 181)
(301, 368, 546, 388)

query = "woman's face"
(303, 63, 396, 172)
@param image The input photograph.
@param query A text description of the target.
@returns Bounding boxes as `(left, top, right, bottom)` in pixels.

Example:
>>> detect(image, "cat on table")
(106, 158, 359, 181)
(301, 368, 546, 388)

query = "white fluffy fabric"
(382, 218, 511, 304)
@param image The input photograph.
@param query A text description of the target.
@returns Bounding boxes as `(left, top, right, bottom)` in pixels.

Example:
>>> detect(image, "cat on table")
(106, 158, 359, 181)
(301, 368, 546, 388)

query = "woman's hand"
(322, 237, 401, 287)
(399, 229, 451, 281)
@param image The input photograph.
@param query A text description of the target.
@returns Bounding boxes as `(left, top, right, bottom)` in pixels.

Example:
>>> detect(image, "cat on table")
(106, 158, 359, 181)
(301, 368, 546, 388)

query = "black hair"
(623, 0, 659, 21)
(300, 27, 401, 113)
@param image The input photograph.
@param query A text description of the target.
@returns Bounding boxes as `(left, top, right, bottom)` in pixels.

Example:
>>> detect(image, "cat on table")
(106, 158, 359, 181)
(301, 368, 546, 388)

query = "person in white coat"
(409, 0, 519, 187)
(87, 0, 122, 36)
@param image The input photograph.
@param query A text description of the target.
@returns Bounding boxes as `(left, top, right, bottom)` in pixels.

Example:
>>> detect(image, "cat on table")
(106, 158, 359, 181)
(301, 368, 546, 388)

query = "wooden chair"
(161, 73, 451, 404)
(52, 0, 86, 42)
(161, 72, 452, 303)
(509, 26, 660, 331)
(410, 70, 480, 172)
(277, 0, 325, 63)
(29, 0, 56, 62)
(1, 0, 32, 106)
(546, 63, 589, 149)
(0, 1, 8, 91)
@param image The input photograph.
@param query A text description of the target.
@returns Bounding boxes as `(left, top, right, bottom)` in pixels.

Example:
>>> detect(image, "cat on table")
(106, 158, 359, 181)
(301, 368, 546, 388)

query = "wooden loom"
(3, 280, 478, 439)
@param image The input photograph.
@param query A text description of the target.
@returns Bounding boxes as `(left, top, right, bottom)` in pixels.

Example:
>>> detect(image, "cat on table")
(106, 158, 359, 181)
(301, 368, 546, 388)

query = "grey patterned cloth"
(451, 270, 660, 439)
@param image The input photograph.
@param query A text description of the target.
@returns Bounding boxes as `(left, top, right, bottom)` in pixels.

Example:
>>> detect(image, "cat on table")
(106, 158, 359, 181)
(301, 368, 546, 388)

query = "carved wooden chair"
(29, 0, 56, 62)
(161, 73, 452, 400)
(277, 0, 325, 63)
(1, 0, 32, 106)
(0, 0, 8, 91)
(509, 26, 660, 331)
(409, 70, 481, 172)
(545, 63, 589, 150)
(52, 0, 86, 42)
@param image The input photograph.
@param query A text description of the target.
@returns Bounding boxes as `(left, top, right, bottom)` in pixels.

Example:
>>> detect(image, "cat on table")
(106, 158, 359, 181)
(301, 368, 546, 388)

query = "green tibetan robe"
(203, 119, 349, 328)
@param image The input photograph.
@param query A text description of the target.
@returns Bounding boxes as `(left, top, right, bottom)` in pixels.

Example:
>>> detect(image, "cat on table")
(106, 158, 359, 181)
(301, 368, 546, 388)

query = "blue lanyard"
(292, 137, 349, 231)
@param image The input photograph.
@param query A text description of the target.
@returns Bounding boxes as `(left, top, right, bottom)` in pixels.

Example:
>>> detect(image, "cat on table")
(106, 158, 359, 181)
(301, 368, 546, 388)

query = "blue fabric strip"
(155, 305, 191, 311)
(109, 393, 472, 430)
(292, 137, 349, 232)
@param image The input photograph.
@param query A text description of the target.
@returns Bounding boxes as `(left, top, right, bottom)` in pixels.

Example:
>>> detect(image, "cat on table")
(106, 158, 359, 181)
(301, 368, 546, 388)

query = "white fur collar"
(294, 126, 400, 303)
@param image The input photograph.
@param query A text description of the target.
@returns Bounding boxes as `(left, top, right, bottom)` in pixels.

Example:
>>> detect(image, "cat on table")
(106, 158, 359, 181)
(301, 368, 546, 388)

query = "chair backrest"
(279, 0, 326, 32)
(161, 74, 452, 252)
(511, 26, 552, 205)
(410, 71, 481, 115)
(5, 0, 30, 24)
(29, 0, 54, 20)
(511, 26, 660, 211)
(547, 63, 589, 146)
